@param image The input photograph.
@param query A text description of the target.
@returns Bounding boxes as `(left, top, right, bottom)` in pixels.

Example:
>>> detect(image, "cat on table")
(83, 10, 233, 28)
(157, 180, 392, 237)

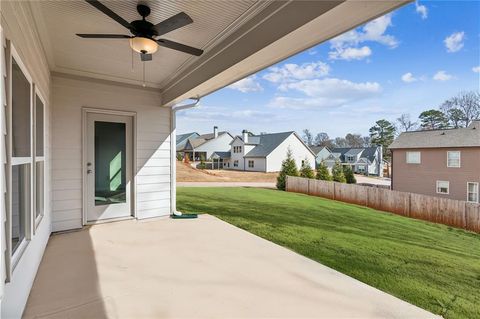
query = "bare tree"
(362, 136, 371, 147)
(302, 129, 313, 146)
(440, 91, 480, 127)
(334, 137, 348, 148)
(313, 132, 333, 148)
(396, 113, 418, 132)
(345, 133, 364, 147)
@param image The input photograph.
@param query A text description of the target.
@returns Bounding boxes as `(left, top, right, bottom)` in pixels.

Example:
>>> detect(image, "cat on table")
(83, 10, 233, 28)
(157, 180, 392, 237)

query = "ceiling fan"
(77, 0, 204, 62)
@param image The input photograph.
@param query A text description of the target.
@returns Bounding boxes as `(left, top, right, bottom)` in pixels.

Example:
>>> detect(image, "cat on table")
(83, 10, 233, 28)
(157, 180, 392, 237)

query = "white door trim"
(81, 107, 137, 225)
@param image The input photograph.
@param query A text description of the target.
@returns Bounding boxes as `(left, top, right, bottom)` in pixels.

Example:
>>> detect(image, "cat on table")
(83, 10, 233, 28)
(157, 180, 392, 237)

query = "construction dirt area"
(176, 162, 278, 182)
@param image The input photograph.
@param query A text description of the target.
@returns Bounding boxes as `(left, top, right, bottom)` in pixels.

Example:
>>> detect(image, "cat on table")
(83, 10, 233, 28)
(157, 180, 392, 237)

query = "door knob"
(87, 169, 92, 174)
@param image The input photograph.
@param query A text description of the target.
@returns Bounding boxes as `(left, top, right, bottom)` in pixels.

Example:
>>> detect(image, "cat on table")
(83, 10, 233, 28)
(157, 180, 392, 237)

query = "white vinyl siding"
(52, 75, 171, 231)
(436, 181, 449, 194)
(406, 151, 421, 164)
(467, 182, 479, 203)
(447, 151, 460, 168)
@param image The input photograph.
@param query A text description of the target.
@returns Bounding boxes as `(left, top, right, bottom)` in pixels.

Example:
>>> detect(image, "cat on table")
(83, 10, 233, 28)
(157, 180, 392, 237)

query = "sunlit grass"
(177, 187, 480, 319)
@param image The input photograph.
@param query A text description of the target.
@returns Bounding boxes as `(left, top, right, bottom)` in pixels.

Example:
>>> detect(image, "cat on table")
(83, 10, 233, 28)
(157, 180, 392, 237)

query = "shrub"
(176, 153, 183, 161)
(199, 154, 206, 169)
(332, 161, 346, 183)
(299, 158, 315, 179)
(316, 161, 332, 181)
(343, 165, 357, 184)
(276, 149, 298, 190)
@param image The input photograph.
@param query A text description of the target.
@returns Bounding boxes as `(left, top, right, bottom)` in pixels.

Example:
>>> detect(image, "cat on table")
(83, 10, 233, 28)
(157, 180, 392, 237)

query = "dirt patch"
(176, 161, 278, 182)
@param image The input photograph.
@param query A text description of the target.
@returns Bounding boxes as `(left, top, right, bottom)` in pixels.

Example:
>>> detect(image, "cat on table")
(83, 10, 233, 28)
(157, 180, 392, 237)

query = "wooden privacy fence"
(286, 176, 480, 233)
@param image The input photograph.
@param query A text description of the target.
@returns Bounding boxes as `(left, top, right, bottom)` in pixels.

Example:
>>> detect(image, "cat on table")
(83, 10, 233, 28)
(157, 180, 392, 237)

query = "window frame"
(467, 182, 479, 203)
(33, 87, 46, 230)
(8, 43, 34, 270)
(233, 160, 238, 167)
(436, 180, 450, 195)
(248, 160, 254, 168)
(406, 151, 421, 164)
(447, 151, 461, 168)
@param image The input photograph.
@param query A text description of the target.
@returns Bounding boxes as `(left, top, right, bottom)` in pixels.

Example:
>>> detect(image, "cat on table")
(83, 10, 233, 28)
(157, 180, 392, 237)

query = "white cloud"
(472, 66, 480, 73)
(178, 105, 275, 122)
(401, 72, 417, 83)
(268, 78, 381, 109)
(444, 31, 465, 53)
(415, 1, 428, 19)
(328, 14, 398, 61)
(263, 61, 330, 83)
(228, 75, 263, 93)
(433, 70, 453, 81)
(329, 46, 372, 61)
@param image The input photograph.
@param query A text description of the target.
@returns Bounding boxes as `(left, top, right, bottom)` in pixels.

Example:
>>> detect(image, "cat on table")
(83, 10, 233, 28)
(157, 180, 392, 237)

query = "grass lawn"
(177, 187, 480, 319)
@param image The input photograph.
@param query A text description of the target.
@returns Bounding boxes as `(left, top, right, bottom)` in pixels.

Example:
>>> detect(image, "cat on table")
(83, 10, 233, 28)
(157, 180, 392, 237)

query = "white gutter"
(170, 97, 201, 215)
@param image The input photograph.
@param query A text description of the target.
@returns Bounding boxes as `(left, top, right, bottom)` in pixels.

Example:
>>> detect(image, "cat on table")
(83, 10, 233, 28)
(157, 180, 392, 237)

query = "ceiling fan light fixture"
(129, 37, 158, 54)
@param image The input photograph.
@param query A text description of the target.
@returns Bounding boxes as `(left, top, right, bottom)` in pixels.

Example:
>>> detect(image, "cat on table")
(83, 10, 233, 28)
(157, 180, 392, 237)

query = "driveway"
(178, 181, 276, 188)
(24, 216, 437, 319)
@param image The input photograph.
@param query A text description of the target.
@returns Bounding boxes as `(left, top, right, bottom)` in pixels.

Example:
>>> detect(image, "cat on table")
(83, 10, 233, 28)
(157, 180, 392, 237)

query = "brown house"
(389, 120, 480, 202)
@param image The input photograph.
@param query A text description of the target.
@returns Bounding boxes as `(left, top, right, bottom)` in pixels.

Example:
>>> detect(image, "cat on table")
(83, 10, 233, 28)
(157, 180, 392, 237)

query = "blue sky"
(177, 1, 480, 138)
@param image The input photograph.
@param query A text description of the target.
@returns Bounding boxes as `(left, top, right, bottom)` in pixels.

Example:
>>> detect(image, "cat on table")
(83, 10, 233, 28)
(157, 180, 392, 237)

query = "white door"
(85, 113, 133, 222)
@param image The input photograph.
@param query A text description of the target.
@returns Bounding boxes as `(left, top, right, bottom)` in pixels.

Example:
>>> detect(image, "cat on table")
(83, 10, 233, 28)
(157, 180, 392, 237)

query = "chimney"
(242, 129, 249, 143)
(213, 126, 218, 138)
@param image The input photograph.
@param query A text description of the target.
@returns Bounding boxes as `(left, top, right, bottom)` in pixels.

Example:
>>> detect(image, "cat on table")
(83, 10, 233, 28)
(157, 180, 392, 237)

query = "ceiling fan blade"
(77, 34, 131, 38)
(85, 0, 133, 30)
(156, 39, 203, 56)
(140, 53, 152, 62)
(153, 12, 193, 36)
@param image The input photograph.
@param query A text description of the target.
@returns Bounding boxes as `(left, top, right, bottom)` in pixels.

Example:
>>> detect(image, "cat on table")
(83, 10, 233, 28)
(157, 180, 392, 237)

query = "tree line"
(301, 90, 479, 161)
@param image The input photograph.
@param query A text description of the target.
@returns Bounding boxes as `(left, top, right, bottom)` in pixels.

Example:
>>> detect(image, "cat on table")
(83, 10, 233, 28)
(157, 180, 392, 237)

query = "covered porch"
(23, 216, 435, 319)
(1, 0, 410, 317)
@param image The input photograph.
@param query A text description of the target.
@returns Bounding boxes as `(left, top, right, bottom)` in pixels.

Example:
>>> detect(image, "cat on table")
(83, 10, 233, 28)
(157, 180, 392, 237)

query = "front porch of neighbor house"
(23, 215, 436, 319)
(0, 0, 410, 317)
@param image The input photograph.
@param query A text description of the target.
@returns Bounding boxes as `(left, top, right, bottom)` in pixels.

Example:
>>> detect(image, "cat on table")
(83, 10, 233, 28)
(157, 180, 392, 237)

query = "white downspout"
(170, 97, 200, 216)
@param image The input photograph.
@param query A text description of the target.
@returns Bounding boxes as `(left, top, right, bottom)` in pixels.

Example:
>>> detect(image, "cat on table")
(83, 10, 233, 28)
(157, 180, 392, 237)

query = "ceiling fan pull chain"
(142, 61, 146, 87)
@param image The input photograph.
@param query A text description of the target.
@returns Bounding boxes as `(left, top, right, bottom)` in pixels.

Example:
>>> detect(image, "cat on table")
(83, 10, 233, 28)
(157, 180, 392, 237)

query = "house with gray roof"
(389, 120, 480, 202)
(322, 146, 383, 176)
(181, 126, 233, 161)
(221, 130, 315, 172)
(176, 132, 199, 153)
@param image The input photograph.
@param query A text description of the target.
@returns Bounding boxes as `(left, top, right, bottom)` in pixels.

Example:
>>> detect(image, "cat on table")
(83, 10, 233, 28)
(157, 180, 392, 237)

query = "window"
(248, 160, 254, 168)
(436, 181, 449, 194)
(357, 165, 366, 173)
(467, 182, 479, 203)
(347, 156, 355, 162)
(10, 52, 33, 258)
(233, 146, 242, 153)
(233, 160, 238, 167)
(447, 151, 460, 168)
(406, 151, 421, 164)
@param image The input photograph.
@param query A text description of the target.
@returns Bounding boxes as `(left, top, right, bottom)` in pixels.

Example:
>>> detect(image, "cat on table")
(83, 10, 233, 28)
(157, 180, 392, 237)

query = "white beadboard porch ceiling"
(32, 0, 261, 88)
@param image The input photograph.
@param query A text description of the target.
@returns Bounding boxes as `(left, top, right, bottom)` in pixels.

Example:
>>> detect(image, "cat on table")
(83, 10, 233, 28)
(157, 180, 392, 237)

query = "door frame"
(81, 107, 137, 225)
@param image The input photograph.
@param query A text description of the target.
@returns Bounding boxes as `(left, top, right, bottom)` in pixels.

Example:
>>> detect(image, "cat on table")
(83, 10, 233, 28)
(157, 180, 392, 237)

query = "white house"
(324, 147, 384, 176)
(222, 130, 315, 172)
(0, 1, 407, 317)
(180, 126, 233, 161)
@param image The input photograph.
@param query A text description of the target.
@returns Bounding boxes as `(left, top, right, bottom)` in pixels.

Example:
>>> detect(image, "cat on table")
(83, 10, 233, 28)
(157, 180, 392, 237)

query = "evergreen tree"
(316, 161, 332, 181)
(199, 154, 206, 169)
(276, 149, 299, 190)
(418, 109, 449, 130)
(369, 119, 396, 160)
(332, 162, 346, 183)
(343, 165, 356, 184)
(299, 158, 315, 179)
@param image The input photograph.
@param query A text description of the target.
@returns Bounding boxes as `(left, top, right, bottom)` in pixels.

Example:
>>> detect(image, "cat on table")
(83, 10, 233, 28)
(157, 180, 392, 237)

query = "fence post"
(463, 202, 467, 229)
(333, 182, 336, 200)
(286, 175, 288, 191)
(407, 193, 411, 217)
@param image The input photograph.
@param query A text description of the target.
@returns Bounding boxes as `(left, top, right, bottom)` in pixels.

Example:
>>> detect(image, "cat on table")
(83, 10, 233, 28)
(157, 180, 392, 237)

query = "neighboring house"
(176, 132, 199, 154)
(389, 120, 480, 202)
(323, 147, 383, 176)
(310, 146, 332, 166)
(223, 130, 315, 172)
(182, 126, 233, 161)
(0, 1, 410, 317)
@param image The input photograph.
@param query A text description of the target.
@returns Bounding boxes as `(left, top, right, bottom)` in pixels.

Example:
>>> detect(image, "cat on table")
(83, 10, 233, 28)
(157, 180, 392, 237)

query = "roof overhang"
(23, 0, 409, 105)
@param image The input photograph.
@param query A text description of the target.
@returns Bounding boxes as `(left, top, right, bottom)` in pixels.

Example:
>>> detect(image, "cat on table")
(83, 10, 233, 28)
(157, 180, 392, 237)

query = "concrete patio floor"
(24, 215, 437, 319)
